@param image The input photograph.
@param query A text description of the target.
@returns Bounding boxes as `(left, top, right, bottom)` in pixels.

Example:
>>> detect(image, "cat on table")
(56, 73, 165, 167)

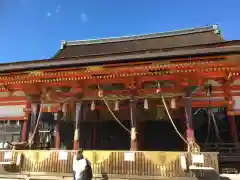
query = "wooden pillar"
(138, 121, 144, 150)
(223, 80, 239, 143)
(21, 120, 28, 142)
(229, 115, 239, 143)
(21, 103, 31, 142)
(130, 98, 138, 151)
(92, 109, 99, 149)
(54, 110, 62, 149)
(183, 87, 195, 148)
(179, 108, 187, 149)
(34, 105, 40, 146)
(73, 102, 82, 150)
(28, 103, 40, 146)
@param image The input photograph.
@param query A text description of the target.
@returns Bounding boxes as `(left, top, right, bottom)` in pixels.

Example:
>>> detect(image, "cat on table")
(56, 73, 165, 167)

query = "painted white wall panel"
(0, 105, 25, 117)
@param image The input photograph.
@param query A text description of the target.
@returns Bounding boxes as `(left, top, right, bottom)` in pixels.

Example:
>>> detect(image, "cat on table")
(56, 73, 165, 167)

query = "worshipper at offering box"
(73, 150, 93, 180)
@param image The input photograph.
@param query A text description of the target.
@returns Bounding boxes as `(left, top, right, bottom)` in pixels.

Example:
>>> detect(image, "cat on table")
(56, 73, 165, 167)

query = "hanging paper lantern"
(170, 98, 177, 109)
(144, 99, 149, 110)
(114, 100, 119, 111)
(90, 100, 95, 111)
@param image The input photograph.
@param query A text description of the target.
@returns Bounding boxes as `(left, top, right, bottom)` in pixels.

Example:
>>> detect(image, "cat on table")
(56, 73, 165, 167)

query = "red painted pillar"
(138, 121, 144, 150)
(183, 87, 195, 151)
(73, 102, 82, 150)
(55, 124, 61, 148)
(92, 123, 97, 149)
(92, 109, 99, 149)
(55, 111, 61, 149)
(229, 116, 239, 143)
(28, 103, 40, 147)
(22, 103, 31, 143)
(179, 108, 187, 150)
(21, 120, 28, 142)
(34, 122, 40, 146)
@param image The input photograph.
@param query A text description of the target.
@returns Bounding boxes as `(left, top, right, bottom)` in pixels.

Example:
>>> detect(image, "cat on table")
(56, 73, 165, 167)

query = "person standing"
(73, 150, 93, 180)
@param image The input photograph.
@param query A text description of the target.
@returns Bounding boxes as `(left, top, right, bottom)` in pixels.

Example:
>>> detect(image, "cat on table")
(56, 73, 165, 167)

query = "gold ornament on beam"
(28, 70, 43, 76)
(98, 89, 103, 98)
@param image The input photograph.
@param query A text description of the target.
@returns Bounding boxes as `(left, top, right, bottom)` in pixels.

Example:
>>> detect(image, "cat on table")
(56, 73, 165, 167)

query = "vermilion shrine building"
(0, 24, 239, 153)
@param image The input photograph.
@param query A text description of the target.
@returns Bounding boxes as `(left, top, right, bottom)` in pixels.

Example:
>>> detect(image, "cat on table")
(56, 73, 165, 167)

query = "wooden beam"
(0, 98, 28, 104)
(0, 54, 234, 77)
(80, 89, 240, 98)
(0, 70, 230, 89)
(0, 116, 27, 120)
(2, 89, 240, 102)
(0, 58, 237, 83)
(92, 100, 228, 110)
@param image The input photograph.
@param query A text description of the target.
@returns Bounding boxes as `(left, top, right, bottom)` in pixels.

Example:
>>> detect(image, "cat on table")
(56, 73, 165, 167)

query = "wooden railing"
(201, 143, 240, 174)
(201, 143, 238, 152)
(0, 150, 219, 179)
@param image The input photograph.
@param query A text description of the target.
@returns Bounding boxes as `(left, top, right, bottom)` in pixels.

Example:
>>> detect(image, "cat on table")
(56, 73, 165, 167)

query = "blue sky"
(0, 0, 239, 63)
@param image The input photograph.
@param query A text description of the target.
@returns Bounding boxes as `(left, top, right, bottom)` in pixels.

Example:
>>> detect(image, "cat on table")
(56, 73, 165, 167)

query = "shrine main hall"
(0, 24, 239, 153)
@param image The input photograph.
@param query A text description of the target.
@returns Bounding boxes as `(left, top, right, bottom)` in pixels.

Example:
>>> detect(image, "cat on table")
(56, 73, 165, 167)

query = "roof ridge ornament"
(212, 24, 221, 35)
(60, 40, 66, 49)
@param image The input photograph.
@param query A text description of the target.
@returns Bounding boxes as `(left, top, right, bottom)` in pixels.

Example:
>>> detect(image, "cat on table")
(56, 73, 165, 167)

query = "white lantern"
(144, 99, 149, 110)
(170, 98, 177, 109)
(90, 101, 95, 111)
(114, 101, 119, 111)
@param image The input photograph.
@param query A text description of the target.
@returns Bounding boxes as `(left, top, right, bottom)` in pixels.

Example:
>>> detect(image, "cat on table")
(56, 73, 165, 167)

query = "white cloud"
(46, 12, 52, 17)
(56, 5, 60, 13)
(80, 12, 88, 23)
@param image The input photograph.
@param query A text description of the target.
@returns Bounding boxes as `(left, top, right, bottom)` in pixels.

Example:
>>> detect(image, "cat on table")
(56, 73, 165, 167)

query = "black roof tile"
(55, 25, 224, 58)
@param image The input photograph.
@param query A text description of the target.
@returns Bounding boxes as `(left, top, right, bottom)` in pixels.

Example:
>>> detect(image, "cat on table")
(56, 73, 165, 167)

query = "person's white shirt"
(73, 156, 90, 180)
